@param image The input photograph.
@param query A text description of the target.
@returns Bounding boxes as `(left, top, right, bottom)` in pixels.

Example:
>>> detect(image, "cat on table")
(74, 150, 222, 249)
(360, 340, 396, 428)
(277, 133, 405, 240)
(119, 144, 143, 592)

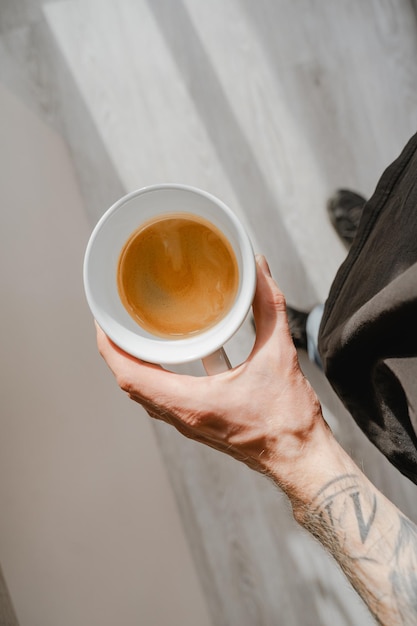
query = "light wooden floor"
(2, 0, 417, 624)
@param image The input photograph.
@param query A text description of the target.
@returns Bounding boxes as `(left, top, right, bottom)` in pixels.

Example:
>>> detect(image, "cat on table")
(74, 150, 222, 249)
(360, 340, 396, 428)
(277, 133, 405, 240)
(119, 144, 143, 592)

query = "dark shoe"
(286, 306, 308, 351)
(327, 189, 367, 247)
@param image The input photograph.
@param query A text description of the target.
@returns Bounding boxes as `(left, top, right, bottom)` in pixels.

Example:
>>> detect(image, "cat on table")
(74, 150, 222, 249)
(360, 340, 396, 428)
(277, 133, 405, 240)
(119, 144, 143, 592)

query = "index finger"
(95, 321, 196, 401)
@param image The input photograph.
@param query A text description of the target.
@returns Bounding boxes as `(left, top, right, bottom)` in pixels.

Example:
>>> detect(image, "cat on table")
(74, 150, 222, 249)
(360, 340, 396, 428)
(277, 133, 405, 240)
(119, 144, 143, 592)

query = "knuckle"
(185, 412, 203, 430)
(116, 373, 134, 395)
(269, 288, 287, 312)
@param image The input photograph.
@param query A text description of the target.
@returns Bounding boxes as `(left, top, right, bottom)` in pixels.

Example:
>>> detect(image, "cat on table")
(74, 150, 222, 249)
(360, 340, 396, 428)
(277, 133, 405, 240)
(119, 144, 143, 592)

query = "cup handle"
(202, 347, 232, 375)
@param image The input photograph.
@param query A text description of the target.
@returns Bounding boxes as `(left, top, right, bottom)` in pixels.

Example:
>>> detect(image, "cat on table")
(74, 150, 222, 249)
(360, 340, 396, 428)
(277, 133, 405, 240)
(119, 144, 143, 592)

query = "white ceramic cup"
(83, 184, 256, 375)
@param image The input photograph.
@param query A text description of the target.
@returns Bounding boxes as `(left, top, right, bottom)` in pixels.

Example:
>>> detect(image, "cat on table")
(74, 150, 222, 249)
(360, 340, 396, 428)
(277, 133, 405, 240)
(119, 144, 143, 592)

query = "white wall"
(0, 82, 212, 626)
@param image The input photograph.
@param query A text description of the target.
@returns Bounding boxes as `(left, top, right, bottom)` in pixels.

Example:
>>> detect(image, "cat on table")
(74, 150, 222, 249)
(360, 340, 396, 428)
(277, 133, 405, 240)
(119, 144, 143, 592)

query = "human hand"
(96, 255, 335, 498)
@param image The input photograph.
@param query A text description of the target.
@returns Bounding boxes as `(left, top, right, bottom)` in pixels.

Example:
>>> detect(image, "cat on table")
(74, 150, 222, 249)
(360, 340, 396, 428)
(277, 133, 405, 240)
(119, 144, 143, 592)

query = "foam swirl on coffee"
(117, 213, 239, 338)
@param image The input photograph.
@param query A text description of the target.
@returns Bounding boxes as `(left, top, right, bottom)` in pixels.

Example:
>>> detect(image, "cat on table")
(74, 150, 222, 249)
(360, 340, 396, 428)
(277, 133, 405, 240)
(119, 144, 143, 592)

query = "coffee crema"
(117, 213, 239, 338)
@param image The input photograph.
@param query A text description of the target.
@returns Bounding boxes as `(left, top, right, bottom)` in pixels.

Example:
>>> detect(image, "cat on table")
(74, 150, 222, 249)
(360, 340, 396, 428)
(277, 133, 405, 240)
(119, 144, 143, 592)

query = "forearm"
(278, 436, 417, 625)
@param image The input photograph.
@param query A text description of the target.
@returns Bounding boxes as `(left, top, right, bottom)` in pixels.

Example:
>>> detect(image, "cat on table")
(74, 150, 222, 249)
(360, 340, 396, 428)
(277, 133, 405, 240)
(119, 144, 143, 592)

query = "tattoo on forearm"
(350, 490, 377, 544)
(299, 474, 417, 625)
(307, 474, 378, 548)
(390, 515, 417, 621)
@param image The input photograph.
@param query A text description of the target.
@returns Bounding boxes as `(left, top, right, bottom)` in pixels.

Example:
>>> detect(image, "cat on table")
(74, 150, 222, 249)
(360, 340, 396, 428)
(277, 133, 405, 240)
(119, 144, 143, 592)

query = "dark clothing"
(319, 133, 417, 484)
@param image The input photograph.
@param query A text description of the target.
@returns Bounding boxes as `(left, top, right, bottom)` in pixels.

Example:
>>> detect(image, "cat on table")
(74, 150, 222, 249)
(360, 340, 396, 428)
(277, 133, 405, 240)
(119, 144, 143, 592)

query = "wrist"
(266, 419, 356, 520)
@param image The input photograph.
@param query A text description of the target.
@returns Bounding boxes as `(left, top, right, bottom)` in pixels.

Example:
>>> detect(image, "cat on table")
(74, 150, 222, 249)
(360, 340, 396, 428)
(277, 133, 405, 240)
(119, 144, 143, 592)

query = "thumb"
(251, 255, 293, 355)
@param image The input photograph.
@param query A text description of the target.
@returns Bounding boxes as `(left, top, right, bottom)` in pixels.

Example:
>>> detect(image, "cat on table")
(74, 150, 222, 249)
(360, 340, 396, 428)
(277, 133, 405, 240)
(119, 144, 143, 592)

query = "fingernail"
(255, 254, 271, 277)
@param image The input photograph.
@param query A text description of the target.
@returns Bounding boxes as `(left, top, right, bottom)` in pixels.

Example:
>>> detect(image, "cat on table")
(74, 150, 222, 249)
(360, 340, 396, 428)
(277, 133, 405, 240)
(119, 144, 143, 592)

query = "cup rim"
(83, 184, 256, 364)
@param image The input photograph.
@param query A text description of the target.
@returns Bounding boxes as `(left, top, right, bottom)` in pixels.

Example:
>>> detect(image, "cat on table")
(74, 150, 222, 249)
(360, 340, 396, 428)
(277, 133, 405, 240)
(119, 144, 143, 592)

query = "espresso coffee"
(117, 213, 239, 337)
